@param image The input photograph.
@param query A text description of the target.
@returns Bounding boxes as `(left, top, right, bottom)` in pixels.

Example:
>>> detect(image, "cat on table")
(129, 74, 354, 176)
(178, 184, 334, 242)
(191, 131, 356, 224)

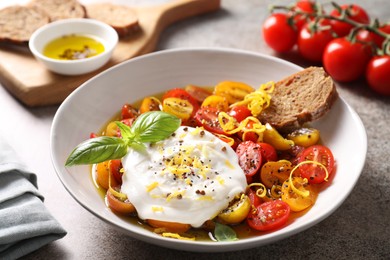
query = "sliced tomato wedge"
(194, 106, 226, 135)
(298, 145, 335, 184)
(247, 200, 290, 231)
(236, 141, 262, 177)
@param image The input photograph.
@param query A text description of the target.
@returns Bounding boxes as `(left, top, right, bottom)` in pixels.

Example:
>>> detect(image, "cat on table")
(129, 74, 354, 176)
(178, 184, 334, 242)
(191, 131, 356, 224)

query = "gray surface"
(0, 0, 389, 259)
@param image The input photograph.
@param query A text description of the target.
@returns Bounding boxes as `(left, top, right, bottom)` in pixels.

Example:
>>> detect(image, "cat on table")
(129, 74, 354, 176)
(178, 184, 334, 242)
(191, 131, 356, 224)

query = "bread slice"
(258, 67, 338, 132)
(85, 3, 139, 37)
(29, 0, 86, 21)
(0, 5, 50, 44)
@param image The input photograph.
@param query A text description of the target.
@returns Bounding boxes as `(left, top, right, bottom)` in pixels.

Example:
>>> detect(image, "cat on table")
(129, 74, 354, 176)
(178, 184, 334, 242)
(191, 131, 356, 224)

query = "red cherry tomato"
(366, 56, 390, 96)
(323, 38, 372, 82)
(109, 159, 123, 184)
(298, 21, 334, 62)
(194, 106, 226, 135)
(263, 13, 298, 53)
(228, 105, 252, 122)
(184, 85, 212, 103)
(330, 4, 370, 37)
(247, 200, 290, 231)
(236, 141, 262, 177)
(121, 104, 138, 120)
(247, 187, 262, 208)
(258, 143, 278, 163)
(292, 0, 317, 31)
(372, 24, 390, 48)
(298, 145, 335, 184)
(162, 88, 200, 116)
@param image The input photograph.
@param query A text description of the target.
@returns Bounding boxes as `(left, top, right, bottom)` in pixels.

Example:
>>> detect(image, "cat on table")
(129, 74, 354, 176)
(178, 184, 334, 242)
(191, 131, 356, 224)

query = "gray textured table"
(1, 0, 389, 259)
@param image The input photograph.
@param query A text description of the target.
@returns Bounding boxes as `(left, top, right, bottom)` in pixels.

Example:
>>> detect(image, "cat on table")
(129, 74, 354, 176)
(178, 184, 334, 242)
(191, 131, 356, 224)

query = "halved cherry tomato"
(121, 104, 139, 120)
(281, 177, 315, 211)
(239, 121, 261, 143)
(184, 85, 212, 103)
(247, 200, 290, 231)
(109, 159, 123, 184)
(162, 88, 200, 116)
(329, 4, 370, 37)
(139, 97, 161, 113)
(247, 187, 262, 208)
(201, 95, 229, 111)
(287, 128, 320, 147)
(96, 161, 110, 189)
(218, 194, 251, 224)
(298, 145, 335, 184)
(163, 97, 193, 120)
(194, 106, 226, 135)
(236, 141, 262, 177)
(278, 145, 305, 165)
(214, 81, 254, 104)
(258, 142, 278, 163)
(228, 105, 252, 122)
(147, 219, 191, 233)
(260, 160, 292, 188)
(106, 189, 136, 215)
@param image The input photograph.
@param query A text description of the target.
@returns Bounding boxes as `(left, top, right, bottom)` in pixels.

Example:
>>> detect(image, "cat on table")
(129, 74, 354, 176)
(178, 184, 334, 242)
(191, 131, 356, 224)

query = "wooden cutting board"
(0, 0, 220, 107)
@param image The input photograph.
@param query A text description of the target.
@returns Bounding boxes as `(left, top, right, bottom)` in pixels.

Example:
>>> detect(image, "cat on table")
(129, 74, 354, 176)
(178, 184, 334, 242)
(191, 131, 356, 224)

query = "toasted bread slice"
(0, 5, 50, 44)
(29, 0, 86, 21)
(85, 3, 139, 37)
(258, 67, 338, 132)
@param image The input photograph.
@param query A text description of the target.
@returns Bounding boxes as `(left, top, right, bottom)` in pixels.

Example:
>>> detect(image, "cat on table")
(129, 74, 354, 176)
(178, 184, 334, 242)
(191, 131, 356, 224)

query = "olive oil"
(43, 34, 105, 60)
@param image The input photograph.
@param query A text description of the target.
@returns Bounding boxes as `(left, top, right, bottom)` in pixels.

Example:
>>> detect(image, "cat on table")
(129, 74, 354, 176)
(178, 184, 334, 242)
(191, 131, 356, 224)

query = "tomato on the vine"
(329, 4, 370, 37)
(298, 21, 334, 62)
(262, 13, 298, 53)
(323, 38, 372, 82)
(366, 56, 390, 96)
(292, 0, 317, 31)
(247, 200, 290, 231)
(372, 24, 390, 48)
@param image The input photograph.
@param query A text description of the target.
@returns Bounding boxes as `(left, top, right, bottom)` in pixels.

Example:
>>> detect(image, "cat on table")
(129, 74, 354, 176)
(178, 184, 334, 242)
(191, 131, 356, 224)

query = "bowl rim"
(29, 18, 118, 64)
(50, 47, 367, 252)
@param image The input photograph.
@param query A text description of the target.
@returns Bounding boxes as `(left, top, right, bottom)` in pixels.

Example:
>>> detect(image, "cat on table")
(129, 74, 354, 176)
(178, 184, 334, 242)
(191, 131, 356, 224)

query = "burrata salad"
(66, 81, 335, 241)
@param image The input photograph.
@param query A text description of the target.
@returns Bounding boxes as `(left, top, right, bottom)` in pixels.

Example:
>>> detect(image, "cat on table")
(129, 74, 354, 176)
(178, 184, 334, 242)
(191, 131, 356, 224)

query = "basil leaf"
(65, 136, 128, 166)
(115, 121, 133, 140)
(131, 111, 181, 143)
(214, 222, 238, 242)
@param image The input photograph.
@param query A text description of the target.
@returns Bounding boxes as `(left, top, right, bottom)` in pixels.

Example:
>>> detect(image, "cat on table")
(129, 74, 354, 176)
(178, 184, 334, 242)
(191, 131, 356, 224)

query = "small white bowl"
(29, 18, 118, 76)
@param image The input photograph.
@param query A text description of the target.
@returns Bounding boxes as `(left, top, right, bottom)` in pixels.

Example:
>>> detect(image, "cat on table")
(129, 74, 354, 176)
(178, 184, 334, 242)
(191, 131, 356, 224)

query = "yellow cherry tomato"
(263, 123, 294, 150)
(104, 121, 118, 137)
(214, 81, 254, 104)
(96, 161, 110, 189)
(281, 177, 316, 212)
(218, 194, 251, 224)
(287, 128, 320, 147)
(162, 97, 193, 120)
(139, 96, 161, 114)
(201, 95, 229, 111)
(260, 160, 292, 188)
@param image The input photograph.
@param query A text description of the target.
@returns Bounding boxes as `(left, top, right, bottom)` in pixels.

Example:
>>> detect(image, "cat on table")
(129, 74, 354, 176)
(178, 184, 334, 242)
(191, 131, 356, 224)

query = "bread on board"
(0, 5, 50, 44)
(85, 3, 139, 37)
(258, 67, 338, 132)
(28, 0, 86, 22)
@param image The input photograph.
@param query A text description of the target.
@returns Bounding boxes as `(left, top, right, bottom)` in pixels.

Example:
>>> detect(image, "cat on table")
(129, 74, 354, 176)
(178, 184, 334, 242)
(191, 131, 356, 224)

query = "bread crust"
(85, 3, 139, 37)
(29, 0, 86, 21)
(0, 5, 50, 44)
(258, 67, 338, 132)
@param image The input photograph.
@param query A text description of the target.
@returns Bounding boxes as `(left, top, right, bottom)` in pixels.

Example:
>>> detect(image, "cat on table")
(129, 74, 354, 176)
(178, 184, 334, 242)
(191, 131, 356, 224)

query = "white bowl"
(29, 18, 118, 76)
(50, 48, 367, 252)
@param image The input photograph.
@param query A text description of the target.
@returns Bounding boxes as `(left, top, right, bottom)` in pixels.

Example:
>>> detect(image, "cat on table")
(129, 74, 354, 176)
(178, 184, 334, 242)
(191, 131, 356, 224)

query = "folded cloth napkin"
(0, 136, 66, 260)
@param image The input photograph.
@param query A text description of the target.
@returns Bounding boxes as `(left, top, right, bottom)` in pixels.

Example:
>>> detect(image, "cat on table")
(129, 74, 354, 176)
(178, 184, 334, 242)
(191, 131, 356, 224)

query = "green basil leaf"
(115, 121, 133, 140)
(65, 136, 128, 166)
(131, 111, 181, 143)
(214, 222, 238, 242)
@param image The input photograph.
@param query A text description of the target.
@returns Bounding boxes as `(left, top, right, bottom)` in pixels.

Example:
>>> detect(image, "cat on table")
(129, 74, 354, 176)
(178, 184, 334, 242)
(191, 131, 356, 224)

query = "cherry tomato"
(239, 121, 261, 143)
(247, 200, 290, 231)
(278, 145, 305, 166)
(139, 97, 161, 114)
(258, 142, 278, 163)
(194, 106, 226, 135)
(281, 177, 315, 211)
(356, 29, 375, 45)
(90, 132, 98, 138)
(372, 24, 390, 48)
(298, 21, 334, 62)
(263, 13, 298, 53)
(323, 38, 372, 82)
(121, 104, 139, 120)
(330, 4, 370, 37)
(292, 0, 317, 31)
(298, 145, 335, 184)
(260, 160, 292, 188)
(184, 85, 212, 103)
(236, 141, 262, 177)
(109, 159, 123, 184)
(228, 105, 252, 122)
(366, 56, 390, 96)
(162, 88, 200, 116)
(247, 187, 262, 208)
(147, 219, 191, 233)
(106, 189, 136, 215)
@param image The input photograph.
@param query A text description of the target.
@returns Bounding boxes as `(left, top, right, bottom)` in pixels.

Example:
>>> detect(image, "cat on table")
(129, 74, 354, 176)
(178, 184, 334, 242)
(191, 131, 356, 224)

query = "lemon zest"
(247, 183, 267, 198)
(217, 113, 266, 141)
(161, 232, 196, 240)
(270, 185, 282, 198)
(146, 181, 159, 192)
(231, 81, 274, 116)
